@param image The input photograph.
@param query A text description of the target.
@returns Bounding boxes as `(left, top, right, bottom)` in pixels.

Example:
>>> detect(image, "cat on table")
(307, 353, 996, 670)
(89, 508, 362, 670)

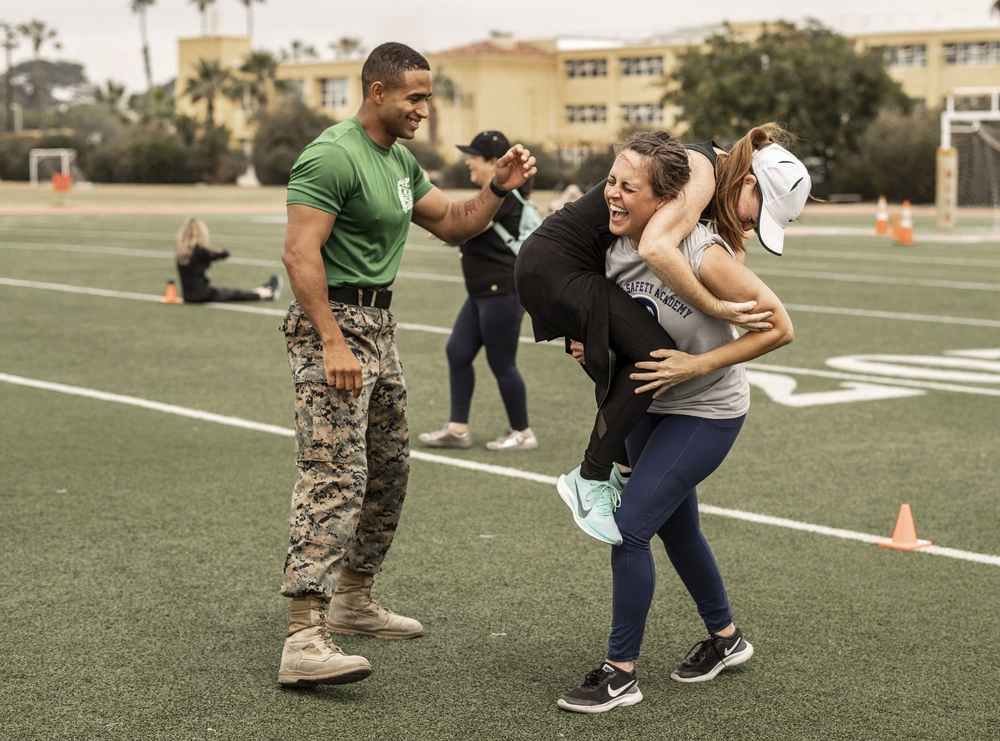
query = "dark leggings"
(446, 290, 529, 431)
(607, 412, 745, 662)
(208, 286, 262, 302)
(580, 284, 676, 481)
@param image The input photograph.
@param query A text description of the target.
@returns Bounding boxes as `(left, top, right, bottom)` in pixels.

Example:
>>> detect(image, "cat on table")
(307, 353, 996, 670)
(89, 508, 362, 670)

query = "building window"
(566, 105, 607, 123)
(320, 77, 348, 108)
(943, 42, 1000, 66)
(619, 104, 663, 124)
(565, 59, 607, 78)
(620, 56, 664, 77)
(882, 45, 926, 67)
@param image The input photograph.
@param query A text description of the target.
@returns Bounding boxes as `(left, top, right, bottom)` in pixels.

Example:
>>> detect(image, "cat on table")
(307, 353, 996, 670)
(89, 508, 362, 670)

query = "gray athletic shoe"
(262, 274, 283, 302)
(485, 428, 538, 451)
(418, 424, 472, 449)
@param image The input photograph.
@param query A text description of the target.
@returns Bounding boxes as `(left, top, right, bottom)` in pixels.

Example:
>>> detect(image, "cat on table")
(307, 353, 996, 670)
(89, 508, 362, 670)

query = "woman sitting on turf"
(555, 130, 803, 714)
(175, 217, 282, 303)
(514, 124, 808, 544)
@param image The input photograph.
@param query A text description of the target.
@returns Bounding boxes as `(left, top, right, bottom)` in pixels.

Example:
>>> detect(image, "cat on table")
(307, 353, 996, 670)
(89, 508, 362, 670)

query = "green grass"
(2, 196, 1000, 740)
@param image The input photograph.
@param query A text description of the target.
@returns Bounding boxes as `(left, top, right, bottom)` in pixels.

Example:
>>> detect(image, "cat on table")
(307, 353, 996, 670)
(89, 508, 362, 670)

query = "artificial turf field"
(2, 185, 999, 740)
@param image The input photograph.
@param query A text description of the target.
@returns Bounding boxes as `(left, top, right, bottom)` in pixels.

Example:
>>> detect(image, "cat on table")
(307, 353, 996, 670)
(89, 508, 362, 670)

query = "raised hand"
(493, 144, 537, 192)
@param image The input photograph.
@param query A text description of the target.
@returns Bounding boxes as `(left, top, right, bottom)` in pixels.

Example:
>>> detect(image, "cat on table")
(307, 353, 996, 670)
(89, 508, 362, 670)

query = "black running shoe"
(557, 662, 643, 714)
(263, 274, 283, 301)
(671, 627, 754, 683)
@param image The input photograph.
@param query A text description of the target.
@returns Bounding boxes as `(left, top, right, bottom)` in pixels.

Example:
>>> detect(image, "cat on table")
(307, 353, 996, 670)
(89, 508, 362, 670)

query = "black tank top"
(524, 140, 723, 274)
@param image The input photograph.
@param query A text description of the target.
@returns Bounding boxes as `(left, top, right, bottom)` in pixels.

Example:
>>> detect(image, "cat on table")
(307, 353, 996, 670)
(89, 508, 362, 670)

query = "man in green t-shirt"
(276, 42, 536, 688)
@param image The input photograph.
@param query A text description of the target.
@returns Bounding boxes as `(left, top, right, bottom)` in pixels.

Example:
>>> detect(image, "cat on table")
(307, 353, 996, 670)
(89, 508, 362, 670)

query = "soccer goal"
(28, 148, 81, 187)
(937, 87, 1000, 231)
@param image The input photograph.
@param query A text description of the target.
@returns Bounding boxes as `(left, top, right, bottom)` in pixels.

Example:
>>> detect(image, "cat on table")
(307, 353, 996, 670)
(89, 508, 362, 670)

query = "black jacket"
(458, 191, 522, 298)
(177, 244, 228, 302)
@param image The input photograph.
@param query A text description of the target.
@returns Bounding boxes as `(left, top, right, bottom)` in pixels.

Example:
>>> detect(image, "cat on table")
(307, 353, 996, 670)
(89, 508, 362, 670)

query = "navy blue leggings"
(607, 412, 745, 662)
(446, 291, 529, 431)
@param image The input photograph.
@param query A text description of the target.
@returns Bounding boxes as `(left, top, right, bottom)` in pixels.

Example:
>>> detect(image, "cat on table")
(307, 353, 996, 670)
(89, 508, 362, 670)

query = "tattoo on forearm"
(463, 199, 478, 217)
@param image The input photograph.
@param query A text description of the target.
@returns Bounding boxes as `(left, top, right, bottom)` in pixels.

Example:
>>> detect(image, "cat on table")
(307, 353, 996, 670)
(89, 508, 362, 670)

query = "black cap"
(456, 130, 510, 159)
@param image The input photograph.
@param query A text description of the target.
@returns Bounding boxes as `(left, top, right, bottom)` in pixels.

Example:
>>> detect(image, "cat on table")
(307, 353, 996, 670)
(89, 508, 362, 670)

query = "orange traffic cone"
(895, 200, 914, 245)
(877, 504, 932, 551)
(160, 279, 184, 304)
(874, 196, 889, 235)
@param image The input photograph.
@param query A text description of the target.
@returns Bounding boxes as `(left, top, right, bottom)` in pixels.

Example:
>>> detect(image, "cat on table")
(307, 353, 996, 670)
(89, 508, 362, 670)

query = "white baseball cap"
(751, 143, 811, 256)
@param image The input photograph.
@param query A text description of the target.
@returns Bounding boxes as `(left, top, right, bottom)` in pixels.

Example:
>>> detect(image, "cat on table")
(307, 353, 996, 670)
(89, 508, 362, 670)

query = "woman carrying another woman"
(419, 131, 537, 452)
(554, 131, 802, 713)
(514, 124, 809, 544)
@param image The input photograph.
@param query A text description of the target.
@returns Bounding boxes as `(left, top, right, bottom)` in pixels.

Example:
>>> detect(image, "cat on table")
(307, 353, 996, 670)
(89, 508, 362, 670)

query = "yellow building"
(176, 23, 1000, 158)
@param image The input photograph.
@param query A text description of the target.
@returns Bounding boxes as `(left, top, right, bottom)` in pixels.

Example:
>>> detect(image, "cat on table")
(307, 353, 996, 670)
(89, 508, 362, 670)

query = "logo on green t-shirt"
(397, 177, 413, 213)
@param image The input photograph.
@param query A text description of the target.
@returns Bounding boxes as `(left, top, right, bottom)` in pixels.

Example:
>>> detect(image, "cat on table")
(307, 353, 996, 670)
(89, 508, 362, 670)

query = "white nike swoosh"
(607, 680, 635, 698)
(723, 640, 741, 657)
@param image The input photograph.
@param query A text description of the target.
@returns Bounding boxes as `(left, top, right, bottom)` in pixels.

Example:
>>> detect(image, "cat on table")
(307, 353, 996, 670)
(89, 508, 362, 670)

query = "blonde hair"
(713, 122, 794, 252)
(176, 217, 209, 266)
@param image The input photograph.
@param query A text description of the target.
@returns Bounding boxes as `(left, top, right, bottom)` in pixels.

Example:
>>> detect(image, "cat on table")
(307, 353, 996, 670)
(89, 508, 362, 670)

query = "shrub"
(252, 99, 336, 185)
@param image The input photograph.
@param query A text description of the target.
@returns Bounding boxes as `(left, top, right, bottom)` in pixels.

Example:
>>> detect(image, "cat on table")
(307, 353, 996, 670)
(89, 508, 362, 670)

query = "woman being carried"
(555, 132, 801, 714)
(514, 124, 810, 544)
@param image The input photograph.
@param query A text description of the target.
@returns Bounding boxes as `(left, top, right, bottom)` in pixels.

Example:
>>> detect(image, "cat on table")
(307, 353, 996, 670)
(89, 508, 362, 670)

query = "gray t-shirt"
(605, 225, 750, 418)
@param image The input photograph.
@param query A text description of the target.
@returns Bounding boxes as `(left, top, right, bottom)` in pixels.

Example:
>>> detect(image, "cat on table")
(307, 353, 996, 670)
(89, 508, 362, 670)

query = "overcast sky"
(3, 0, 997, 94)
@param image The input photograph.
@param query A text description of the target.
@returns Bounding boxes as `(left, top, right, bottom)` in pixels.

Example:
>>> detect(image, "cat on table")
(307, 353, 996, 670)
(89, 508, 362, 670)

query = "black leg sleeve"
(580, 284, 676, 481)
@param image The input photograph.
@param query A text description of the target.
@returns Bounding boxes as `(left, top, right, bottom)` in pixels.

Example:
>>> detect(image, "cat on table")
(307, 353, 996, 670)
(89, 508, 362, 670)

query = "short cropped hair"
(361, 42, 430, 98)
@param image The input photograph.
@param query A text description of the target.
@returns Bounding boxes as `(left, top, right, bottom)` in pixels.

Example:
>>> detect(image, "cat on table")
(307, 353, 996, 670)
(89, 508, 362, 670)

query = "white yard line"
(1, 371, 996, 568)
(754, 267, 1000, 292)
(746, 362, 1000, 397)
(3, 275, 999, 331)
(781, 248, 1000, 269)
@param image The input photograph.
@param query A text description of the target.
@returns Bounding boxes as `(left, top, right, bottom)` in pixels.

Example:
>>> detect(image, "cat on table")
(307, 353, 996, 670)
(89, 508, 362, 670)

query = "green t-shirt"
(286, 118, 433, 289)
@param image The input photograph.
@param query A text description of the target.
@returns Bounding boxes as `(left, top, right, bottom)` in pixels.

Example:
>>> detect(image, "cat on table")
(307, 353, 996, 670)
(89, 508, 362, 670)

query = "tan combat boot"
(327, 568, 424, 639)
(278, 595, 373, 687)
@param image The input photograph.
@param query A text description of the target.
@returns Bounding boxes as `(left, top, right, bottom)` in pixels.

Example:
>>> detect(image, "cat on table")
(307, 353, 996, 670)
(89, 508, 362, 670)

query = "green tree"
(251, 97, 334, 184)
(189, 0, 217, 34)
(330, 37, 364, 59)
(185, 58, 232, 129)
(235, 50, 290, 110)
(236, 0, 265, 48)
(128, 84, 174, 126)
(93, 79, 126, 117)
(283, 39, 318, 63)
(1, 22, 19, 132)
(663, 20, 909, 172)
(17, 19, 61, 130)
(129, 0, 156, 91)
(427, 69, 458, 148)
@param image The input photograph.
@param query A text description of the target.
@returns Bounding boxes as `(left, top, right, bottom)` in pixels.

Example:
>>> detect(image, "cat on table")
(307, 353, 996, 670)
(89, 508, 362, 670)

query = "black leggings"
(581, 283, 675, 481)
(446, 291, 529, 431)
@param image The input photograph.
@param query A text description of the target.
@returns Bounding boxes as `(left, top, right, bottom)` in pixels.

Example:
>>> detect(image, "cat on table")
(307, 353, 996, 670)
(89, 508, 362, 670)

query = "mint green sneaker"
(609, 463, 630, 493)
(556, 466, 623, 545)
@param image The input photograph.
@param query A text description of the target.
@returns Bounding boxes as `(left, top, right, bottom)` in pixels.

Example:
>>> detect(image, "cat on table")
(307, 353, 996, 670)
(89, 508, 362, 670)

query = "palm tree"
(185, 58, 232, 129)
(129, 85, 175, 126)
(93, 79, 126, 118)
(283, 39, 318, 63)
(16, 19, 61, 131)
(236, 50, 289, 109)
(330, 36, 364, 60)
(427, 71, 458, 148)
(236, 0, 265, 48)
(189, 0, 217, 34)
(130, 0, 156, 91)
(1, 22, 20, 132)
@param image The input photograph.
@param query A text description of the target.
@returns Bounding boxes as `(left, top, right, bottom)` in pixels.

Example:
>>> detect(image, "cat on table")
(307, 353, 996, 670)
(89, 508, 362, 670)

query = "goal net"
(28, 148, 90, 187)
(938, 88, 1000, 231)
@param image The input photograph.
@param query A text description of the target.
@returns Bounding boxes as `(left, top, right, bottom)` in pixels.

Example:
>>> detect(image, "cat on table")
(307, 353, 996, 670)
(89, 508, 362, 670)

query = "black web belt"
(328, 286, 392, 309)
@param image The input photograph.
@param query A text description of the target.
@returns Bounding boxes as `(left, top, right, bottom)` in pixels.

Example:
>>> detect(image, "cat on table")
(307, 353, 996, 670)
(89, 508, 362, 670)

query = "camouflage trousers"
(279, 299, 409, 599)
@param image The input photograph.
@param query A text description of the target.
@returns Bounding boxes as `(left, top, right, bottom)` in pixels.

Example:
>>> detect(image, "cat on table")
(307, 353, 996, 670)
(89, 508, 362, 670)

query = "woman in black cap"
(418, 131, 537, 452)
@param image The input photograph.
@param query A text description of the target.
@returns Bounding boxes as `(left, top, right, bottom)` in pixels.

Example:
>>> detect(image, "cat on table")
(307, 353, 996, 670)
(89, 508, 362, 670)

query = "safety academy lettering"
(397, 177, 414, 213)
(620, 281, 693, 320)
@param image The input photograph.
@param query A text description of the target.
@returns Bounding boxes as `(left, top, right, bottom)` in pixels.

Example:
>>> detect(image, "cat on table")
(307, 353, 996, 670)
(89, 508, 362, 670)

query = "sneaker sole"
(325, 624, 424, 640)
(670, 641, 754, 683)
(556, 475, 622, 546)
(485, 440, 539, 451)
(278, 666, 373, 687)
(417, 438, 472, 449)
(557, 688, 643, 714)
